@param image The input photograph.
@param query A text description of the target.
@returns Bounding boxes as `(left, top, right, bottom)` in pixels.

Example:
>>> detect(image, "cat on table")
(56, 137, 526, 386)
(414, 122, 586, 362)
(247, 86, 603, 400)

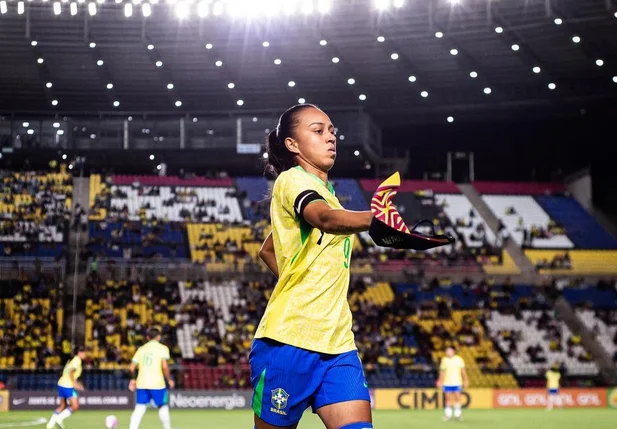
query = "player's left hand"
(168, 380, 176, 389)
(128, 379, 136, 392)
(74, 382, 84, 391)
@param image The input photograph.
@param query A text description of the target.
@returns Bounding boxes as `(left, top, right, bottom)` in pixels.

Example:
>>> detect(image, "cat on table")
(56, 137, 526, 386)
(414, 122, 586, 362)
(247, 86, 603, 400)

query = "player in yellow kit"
(47, 346, 87, 429)
(436, 346, 469, 421)
(128, 328, 175, 429)
(546, 364, 562, 410)
(251, 104, 375, 429)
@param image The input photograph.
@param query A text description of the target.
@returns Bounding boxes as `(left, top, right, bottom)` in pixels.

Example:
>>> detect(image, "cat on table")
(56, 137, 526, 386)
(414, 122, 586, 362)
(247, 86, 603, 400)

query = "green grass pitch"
(1, 409, 615, 429)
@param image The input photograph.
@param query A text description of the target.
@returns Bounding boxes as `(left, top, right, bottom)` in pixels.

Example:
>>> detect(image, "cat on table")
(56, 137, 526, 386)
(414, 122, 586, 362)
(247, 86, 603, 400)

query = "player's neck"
(296, 161, 328, 186)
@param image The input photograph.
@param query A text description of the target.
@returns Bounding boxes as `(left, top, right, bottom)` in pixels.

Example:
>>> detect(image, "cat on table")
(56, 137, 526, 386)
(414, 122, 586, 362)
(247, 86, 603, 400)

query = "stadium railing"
(0, 257, 65, 280)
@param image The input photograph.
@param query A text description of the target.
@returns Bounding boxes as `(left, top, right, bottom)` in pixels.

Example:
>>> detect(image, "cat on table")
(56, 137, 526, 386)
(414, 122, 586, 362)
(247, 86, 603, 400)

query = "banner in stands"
(373, 389, 493, 410)
(492, 389, 608, 408)
(168, 391, 252, 410)
(8, 391, 134, 410)
(606, 388, 617, 409)
(0, 391, 8, 412)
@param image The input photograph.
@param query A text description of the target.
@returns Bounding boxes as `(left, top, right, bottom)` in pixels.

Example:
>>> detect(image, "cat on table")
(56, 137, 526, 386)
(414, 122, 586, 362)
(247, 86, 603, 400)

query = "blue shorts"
(443, 385, 462, 393)
(136, 388, 168, 408)
(250, 338, 371, 427)
(548, 388, 559, 395)
(57, 386, 78, 399)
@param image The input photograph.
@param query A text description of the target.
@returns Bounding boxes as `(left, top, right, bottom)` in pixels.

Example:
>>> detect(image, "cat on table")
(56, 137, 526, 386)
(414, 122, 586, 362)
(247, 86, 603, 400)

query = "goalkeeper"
(251, 103, 451, 429)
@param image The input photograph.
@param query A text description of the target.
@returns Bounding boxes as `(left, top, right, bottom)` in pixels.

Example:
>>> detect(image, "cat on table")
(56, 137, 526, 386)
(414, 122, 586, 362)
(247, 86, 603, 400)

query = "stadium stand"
(0, 168, 72, 257)
(525, 249, 617, 275)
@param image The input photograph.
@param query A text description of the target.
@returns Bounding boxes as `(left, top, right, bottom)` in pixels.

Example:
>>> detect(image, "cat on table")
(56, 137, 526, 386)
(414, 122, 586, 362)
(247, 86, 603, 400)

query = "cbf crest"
(270, 388, 289, 415)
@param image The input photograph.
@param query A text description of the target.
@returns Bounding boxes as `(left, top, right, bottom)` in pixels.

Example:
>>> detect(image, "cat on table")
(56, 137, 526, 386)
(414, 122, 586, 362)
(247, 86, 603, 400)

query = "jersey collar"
(294, 165, 335, 196)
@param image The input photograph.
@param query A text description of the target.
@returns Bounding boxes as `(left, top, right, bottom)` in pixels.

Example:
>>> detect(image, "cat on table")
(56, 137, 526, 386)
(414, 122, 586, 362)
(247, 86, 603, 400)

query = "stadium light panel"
(107, 83, 114, 89)
(88, 2, 96, 15)
(156, 60, 163, 67)
(408, 75, 416, 82)
(377, 36, 385, 43)
(374, 0, 390, 11)
(89, 42, 96, 48)
(348, 78, 356, 85)
(533, 66, 541, 73)
(263, 153, 269, 159)
(97, 0, 104, 4)
(0, 1, 7, 15)
(298, 98, 306, 104)
(320, 39, 328, 46)
(147, 44, 154, 50)
(450, 48, 458, 56)
(359, 94, 367, 101)
(469, 71, 478, 78)
(53, 123, 60, 128)
(447, 116, 454, 123)
(22, 122, 30, 128)
(175, 101, 182, 107)
(332, 57, 340, 63)
(142, 3, 151, 16)
(124, 3, 132, 17)
(237, 99, 244, 106)
(613, 76, 617, 83)
(57, 130, 65, 135)
(484, 87, 492, 94)
(70, 2, 77, 15)
(215, 60, 223, 67)
(52, 100, 58, 106)
(449, 0, 461, 4)
(354, 150, 360, 156)
(167, 83, 174, 89)
(554, 18, 563, 25)
(391, 53, 399, 60)
(420, 91, 428, 98)
(78, 0, 86, 3)
(27, 129, 34, 135)
(197, 1, 208, 17)
(317, 0, 332, 13)
(46, 82, 53, 88)
(511, 44, 520, 51)
(548, 83, 556, 90)
(572, 35, 581, 43)
(113, 101, 120, 107)
(495, 27, 503, 34)
(175, 2, 189, 19)
(435, 31, 444, 38)
(301, 0, 314, 15)
(274, 58, 282, 65)
(37, 58, 44, 64)
(31, 41, 38, 46)
(53, 2, 61, 14)
(212, 0, 223, 16)
(97, 60, 104, 66)
(393, 0, 404, 8)
(288, 81, 296, 87)
(17, 1, 24, 14)
(262, 41, 270, 47)
(226, 82, 235, 89)
(205, 43, 213, 49)
(596, 59, 604, 67)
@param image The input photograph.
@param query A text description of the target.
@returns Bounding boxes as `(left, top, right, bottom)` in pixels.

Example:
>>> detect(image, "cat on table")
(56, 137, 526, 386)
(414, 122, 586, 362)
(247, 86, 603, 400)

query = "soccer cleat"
(369, 172, 455, 250)
(442, 416, 452, 422)
(46, 415, 57, 429)
(455, 416, 464, 422)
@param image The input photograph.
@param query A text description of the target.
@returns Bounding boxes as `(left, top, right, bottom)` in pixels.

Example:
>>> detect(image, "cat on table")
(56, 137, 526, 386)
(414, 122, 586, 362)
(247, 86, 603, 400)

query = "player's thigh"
(453, 391, 462, 403)
(151, 389, 169, 407)
(444, 392, 455, 404)
(316, 400, 372, 429)
(254, 414, 298, 429)
(68, 395, 79, 410)
(313, 350, 372, 429)
(135, 389, 152, 405)
(56, 397, 67, 411)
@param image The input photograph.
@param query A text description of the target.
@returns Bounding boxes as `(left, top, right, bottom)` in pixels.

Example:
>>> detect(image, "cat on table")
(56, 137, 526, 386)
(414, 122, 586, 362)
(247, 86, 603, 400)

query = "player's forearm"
(259, 232, 279, 277)
(163, 367, 173, 384)
(314, 209, 372, 235)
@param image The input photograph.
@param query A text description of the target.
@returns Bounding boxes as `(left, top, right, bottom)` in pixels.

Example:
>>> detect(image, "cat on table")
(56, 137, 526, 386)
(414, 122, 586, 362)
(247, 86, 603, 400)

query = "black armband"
(293, 190, 326, 221)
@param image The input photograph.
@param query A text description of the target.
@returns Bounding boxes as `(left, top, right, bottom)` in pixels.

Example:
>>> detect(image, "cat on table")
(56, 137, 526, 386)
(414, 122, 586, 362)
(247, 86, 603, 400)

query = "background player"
(252, 103, 376, 429)
(128, 328, 175, 429)
(546, 363, 562, 410)
(47, 346, 87, 429)
(436, 346, 469, 421)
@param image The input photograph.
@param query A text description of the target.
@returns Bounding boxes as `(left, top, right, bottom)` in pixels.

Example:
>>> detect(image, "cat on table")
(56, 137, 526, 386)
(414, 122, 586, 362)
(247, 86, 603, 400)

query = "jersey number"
(143, 353, 153, 367)
(343, 237, 351, 269)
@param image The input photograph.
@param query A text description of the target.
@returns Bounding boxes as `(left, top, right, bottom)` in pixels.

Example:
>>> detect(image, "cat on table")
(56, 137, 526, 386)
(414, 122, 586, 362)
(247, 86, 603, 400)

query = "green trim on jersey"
(253, 368, 267, 418)
(294, 165, 335, 196)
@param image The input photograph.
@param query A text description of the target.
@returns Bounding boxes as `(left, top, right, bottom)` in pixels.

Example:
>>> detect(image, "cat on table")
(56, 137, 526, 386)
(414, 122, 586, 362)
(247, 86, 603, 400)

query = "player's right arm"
(436, 358, 445, 387)
(303, 202, 372, 235)
(259, 232, 278, 277)
(68, 368, 82, 391)
(128, 348, 141, 392)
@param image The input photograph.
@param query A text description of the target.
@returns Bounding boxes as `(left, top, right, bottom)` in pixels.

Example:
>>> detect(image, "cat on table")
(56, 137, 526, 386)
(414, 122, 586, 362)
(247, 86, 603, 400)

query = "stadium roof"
(0, 0, 616, 125)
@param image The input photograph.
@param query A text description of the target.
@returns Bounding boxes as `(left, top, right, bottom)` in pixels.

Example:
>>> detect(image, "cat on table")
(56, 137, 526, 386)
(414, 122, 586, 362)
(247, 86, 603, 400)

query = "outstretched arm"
(303, 201, 372, 235)
(259, 232, 278, 277)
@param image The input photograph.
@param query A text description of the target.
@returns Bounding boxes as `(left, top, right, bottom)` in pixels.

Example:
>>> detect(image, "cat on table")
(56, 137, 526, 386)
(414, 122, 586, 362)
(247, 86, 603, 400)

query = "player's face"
(446, 348, 454, 357)
(287, 107, 337, 173)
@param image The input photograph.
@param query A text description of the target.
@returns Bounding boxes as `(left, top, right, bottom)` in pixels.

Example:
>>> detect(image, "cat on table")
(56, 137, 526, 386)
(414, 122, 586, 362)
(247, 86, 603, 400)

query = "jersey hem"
(254, 334, 357, 356)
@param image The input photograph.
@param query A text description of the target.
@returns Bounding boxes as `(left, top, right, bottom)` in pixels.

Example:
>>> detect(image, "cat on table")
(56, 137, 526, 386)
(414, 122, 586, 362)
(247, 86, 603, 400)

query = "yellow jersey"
(57, 356, 82, 388)
(546, 370, 561, 389)
(440, 355, 465, 386)
(254, 166, 355, 354)
(132, 340, 170, 390)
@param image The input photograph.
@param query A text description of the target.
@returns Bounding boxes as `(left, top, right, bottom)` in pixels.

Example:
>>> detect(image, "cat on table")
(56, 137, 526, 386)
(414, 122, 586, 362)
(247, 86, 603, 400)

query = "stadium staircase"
(457, 184, 535, 280)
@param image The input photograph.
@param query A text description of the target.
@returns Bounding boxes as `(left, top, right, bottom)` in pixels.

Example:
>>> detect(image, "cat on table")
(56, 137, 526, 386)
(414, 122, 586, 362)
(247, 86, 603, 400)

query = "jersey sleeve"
(439, 358, 446, 371)
(69, 357, 80, 370)
(161, 345, 170, 360)
(131, 347, 142, 365)
(276, 171, 327, 220)
(459, 357, 465, 369)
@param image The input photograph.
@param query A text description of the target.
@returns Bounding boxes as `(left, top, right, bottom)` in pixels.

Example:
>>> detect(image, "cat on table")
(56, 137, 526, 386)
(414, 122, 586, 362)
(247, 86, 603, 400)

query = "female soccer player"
(47, 346, 87, 429)
(251, 104, 375, 429)
(436, 346, 469, 421)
